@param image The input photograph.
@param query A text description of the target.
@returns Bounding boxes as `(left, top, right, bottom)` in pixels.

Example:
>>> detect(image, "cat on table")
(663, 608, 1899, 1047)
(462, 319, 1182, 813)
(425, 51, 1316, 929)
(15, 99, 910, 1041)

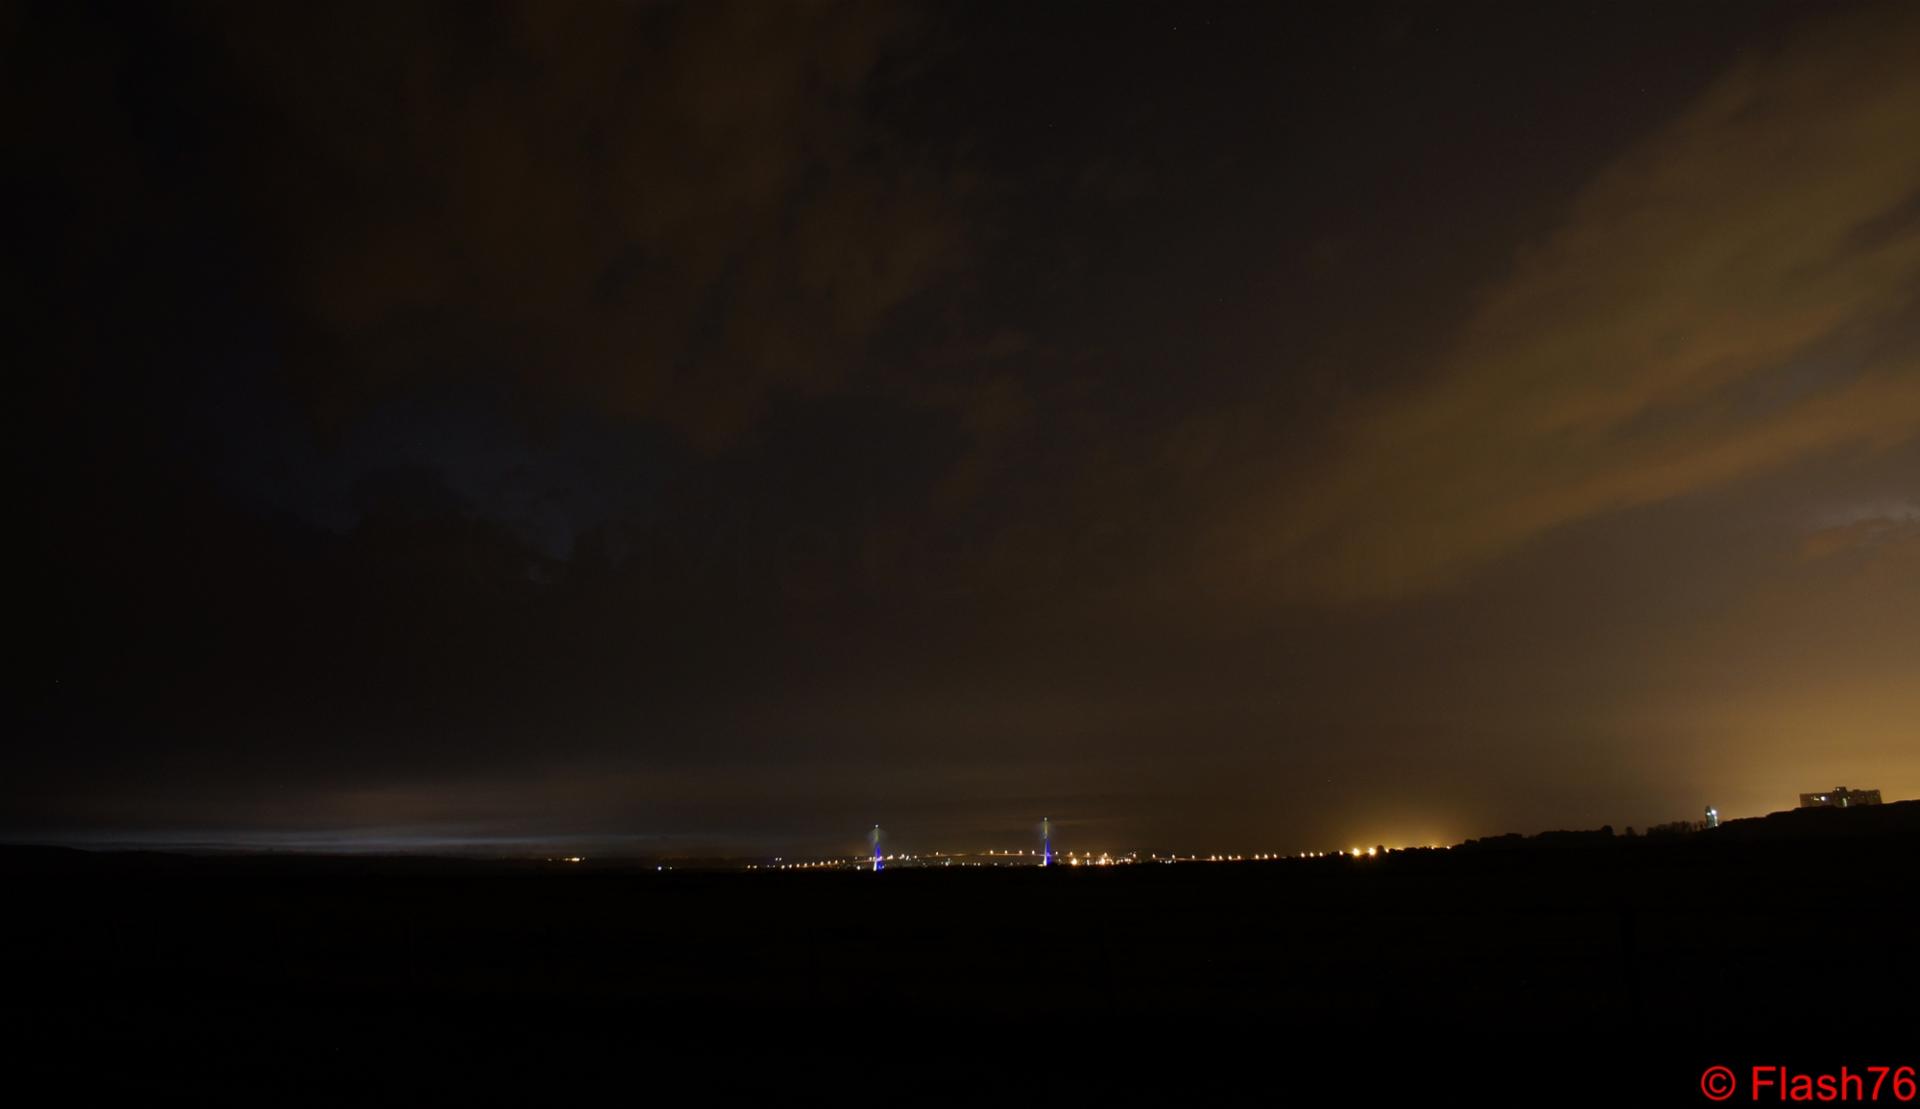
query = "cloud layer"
(1223, 7, 1920, 602)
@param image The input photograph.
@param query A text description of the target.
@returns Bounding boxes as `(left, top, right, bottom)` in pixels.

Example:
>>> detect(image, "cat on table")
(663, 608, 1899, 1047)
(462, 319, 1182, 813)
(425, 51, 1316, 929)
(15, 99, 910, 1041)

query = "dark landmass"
(4, 808, 1916, 1105)
(1711, 798, 1920, 840)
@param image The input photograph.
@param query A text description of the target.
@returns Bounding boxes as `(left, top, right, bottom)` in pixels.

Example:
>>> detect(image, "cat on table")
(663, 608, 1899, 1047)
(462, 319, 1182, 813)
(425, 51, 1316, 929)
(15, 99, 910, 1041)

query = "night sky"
(10, 1, 1919, 857)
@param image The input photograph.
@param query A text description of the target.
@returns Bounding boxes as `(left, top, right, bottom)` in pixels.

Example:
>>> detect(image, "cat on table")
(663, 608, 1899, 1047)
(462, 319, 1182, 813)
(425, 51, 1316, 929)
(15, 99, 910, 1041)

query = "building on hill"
(1798, 787, 1881, 809)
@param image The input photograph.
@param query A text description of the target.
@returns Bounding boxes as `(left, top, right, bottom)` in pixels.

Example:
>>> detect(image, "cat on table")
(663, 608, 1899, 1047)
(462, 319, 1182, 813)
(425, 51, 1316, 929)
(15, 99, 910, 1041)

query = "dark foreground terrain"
(4, 807, 1917, 1105)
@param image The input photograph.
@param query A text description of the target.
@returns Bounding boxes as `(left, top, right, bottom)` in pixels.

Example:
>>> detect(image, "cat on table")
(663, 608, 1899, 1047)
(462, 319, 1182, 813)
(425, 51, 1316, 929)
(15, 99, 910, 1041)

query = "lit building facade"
(1797, 787, 1882, 809)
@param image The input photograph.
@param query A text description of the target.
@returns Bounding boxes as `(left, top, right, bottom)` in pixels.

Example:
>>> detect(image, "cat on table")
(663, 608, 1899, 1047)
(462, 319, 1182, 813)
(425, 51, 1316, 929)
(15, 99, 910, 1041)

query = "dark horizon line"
(4, 795, 1905, 865)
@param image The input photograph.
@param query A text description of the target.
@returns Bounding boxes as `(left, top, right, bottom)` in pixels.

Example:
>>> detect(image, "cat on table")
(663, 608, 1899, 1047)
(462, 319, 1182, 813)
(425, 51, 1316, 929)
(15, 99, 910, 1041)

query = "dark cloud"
(15, 0, 966, 445)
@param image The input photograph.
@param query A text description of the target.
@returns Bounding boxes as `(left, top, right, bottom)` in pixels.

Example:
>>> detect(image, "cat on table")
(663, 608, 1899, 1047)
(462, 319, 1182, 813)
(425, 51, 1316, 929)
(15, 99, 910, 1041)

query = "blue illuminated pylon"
(1041, 817, 1051, 867)
(869, 824, 884, 872)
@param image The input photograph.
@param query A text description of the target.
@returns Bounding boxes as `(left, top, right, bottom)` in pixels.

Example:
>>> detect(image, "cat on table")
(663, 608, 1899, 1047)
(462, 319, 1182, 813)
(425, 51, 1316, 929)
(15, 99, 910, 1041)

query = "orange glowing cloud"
(1223, 7, 1920, 603)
